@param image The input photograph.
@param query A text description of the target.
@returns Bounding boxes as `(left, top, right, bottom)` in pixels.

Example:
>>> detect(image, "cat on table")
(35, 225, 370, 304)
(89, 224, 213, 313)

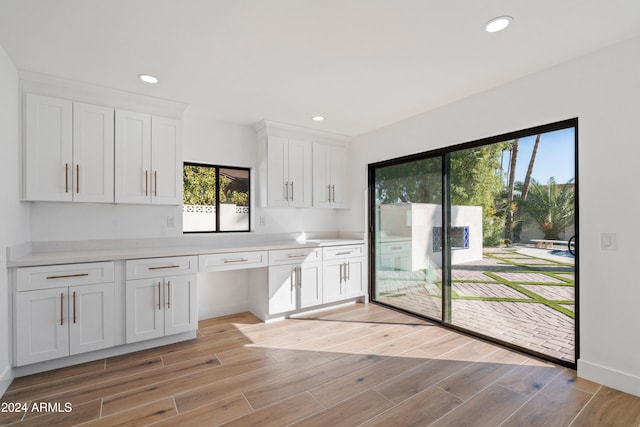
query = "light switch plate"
(600, 232, 617, 250)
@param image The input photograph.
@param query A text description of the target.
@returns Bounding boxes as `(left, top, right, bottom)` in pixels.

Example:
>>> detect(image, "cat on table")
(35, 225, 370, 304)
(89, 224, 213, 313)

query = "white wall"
(0, 44, 30, 395)
(342, 35, 640, 396)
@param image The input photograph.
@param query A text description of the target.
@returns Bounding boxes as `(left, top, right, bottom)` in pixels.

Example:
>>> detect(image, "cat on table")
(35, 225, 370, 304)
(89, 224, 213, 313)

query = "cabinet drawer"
(269, 248, 322, 266)
(199, 251, 267, 272)
(126, 256, 197, 279)
(380, 241, 411, 254)
(16, 262, 114, 292)
(323, 244, 365, 260)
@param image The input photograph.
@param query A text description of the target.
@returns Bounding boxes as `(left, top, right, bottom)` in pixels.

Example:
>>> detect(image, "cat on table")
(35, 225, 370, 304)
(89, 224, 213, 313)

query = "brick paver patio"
(376, 247, 575, 363)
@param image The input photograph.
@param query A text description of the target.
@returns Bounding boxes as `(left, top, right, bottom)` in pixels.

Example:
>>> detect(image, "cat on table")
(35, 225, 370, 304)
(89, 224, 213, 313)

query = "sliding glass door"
(370, 120, 577, 367)
(372, 156, 443, 320)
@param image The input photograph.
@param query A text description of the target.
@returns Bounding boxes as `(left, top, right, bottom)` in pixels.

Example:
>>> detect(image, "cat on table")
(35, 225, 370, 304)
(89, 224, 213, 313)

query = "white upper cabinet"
(151, 117, 182, 205)
(115, 111, 182, 205)
(24, 94, 115, 202)
(72, 102, 115, 203)
(313, 142, 349, 209)
(256, 120, 350, 210)
(21, 73, 186, 205)
(115, 110, 151, 204)
(24, 94, 73, 201)
(265, 135, 312, 208)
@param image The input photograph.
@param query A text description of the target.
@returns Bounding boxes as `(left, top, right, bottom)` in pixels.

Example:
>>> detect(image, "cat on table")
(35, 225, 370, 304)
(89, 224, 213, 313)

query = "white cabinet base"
(13, 331, 196, 378)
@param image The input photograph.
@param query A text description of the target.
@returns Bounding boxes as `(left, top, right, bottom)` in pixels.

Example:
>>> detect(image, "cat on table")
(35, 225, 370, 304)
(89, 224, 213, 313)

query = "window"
(182, 163, 250, 233)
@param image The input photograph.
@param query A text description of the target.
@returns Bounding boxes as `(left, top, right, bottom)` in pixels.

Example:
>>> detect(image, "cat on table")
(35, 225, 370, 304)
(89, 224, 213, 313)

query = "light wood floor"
(2, 303, 640, 426)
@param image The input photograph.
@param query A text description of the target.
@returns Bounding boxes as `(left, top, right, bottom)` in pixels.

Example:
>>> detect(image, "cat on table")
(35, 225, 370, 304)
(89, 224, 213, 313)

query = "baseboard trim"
(0, 365, 14, 397)
(578, 358, 640, 397)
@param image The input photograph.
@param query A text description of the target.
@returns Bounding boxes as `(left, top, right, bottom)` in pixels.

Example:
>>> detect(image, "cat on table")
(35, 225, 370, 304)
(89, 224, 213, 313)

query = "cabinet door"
(126, 278, 164, 343)
(24, 94, 73, 201)
(299, 262, 323, 308)
(73, 103, 115, 203)
(268, 265, 297, 314)
(266, 136, 289, 207)
(151, 117, 182, 205)
(115, 110, 152, 204)
(312, 143, 332, 208)
(69, 282, 115, 355)
(329, 145, 349, 209)
(164, 274, 198, 335)
(322, 260, 345, 303)
(288, 139, 312, 208)
(16, 287, 69, 366)
(345, 258, 366, 298)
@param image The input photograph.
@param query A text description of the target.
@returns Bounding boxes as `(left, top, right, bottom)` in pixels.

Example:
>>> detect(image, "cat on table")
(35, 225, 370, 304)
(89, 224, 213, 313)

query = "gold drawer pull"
(287, 254, 307, 259)
(46, 273, 89, 280)
(336, 251, 352, 256)
(148, 265, 181, 270)
(224, 259, 249, 263)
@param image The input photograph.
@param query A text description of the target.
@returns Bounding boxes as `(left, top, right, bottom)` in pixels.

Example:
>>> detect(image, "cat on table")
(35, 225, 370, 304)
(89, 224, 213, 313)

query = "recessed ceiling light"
(312, 116, 325, 122)
(485, 16, 513, 33)
(138, 74, 159, 84)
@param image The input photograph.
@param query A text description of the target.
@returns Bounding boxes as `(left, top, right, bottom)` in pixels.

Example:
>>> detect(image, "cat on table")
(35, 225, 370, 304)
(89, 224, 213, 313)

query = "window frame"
(182, 162, 251, 234)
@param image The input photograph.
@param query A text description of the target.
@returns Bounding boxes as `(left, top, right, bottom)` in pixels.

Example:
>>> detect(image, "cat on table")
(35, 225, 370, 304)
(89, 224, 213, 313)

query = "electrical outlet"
(167, 216, 176, 228)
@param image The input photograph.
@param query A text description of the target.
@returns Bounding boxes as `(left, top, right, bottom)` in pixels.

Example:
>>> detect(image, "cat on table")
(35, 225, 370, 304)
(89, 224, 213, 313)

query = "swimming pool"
(549, 249, 574, 257)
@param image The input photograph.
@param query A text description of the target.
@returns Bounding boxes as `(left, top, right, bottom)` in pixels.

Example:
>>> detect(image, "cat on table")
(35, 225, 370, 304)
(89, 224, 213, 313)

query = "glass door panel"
(372, 157, 443, 320)
(447, 127, 576, 364)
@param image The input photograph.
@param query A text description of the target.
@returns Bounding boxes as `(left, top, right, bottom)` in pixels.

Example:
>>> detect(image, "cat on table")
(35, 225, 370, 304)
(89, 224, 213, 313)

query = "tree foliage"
(375, 157, 442, 205)
(519, 177, 575, 240)
(184, 165, 216, 205)
(450, 142, 510, 246)
(183, 165, 249, 206)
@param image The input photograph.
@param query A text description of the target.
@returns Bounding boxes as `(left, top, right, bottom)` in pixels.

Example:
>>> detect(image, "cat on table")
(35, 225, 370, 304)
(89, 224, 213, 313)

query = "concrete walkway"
(376, 247, 575, 363)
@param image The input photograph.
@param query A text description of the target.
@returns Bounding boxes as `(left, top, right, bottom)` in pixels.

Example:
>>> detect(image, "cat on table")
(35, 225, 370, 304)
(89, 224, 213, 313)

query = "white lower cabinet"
(267, 248, 322, 316)
(323, 245, 366, 303)
(15, 262, 115, 366)
(125, 257, 197, 344)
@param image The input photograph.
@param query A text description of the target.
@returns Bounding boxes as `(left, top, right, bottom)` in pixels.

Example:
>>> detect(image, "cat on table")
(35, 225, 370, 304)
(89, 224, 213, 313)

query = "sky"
(505, 127, 576, 185)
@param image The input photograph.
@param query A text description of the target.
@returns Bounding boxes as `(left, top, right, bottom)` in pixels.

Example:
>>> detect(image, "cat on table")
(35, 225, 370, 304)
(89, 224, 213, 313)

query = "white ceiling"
(1, 0, 640, 137)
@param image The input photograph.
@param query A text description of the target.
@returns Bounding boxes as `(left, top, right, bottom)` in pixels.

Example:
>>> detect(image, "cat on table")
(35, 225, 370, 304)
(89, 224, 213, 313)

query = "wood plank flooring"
(1, 303, 639, 426)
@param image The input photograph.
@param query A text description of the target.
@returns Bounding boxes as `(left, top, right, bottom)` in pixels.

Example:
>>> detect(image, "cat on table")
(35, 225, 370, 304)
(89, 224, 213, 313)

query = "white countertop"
(7, 234, 365, 268)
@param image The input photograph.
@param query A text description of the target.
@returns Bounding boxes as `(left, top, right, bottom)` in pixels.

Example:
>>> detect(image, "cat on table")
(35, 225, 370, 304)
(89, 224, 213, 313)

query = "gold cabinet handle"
(287, 254, 306, 259)
(65, 163, 69, 193)
(291, 181, 294, 200)
(157, 282, 161, 310)
(224, 259, 249, 264)
(145, 170, 149, 196)
(73, 291, 77, 323)
(46, 273, 89, 280)
(332, 185, 335, 203)
(148, 265, 180, 270)
(297, 266, 302, 288)
(76, 164, 80, 193)
(285, 181, 289, 201)
(328, 185, 331, 203)
(60, 292, 64, 326)
(346, 261, 350, 281)
(167, 281, 171, 309)
(291, 267, 296, 291)
(154, 170, 158, 197)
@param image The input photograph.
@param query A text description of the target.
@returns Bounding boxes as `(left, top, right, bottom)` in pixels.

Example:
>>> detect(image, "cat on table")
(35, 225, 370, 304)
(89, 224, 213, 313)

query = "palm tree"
(520, 177, 575, 240)
(504, 139, 519, 242)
